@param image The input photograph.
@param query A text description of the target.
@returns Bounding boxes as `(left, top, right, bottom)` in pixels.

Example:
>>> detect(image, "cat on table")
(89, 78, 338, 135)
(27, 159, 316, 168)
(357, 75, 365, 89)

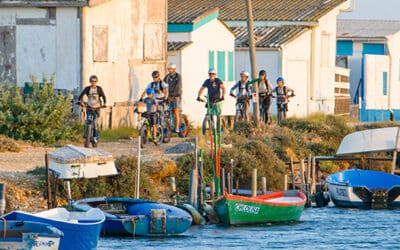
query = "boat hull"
(73, 197, 192, 236)
(326, 169, 400, 209)
(214, 191, 306, 225)
(3, 208, 104, 250)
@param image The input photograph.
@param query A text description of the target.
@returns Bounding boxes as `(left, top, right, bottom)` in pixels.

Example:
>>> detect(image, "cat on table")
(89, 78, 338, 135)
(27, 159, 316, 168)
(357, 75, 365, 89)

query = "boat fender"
(201, 203, 219, 224)
(178, 204, 206, 225)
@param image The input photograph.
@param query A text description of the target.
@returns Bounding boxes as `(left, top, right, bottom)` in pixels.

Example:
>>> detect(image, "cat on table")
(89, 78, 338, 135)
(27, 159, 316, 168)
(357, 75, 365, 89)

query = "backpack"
(275, 86, 287, 96)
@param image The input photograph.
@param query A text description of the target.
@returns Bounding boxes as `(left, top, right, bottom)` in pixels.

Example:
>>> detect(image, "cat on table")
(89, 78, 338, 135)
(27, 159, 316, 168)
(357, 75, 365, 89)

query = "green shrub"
(0, 76, 79, 144)
(99, 127, 137, 142)
(0, 135, 20, 152)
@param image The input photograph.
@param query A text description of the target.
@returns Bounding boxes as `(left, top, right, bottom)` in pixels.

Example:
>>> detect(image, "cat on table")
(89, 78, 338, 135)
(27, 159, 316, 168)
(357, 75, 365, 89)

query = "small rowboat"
(214, 190, 306, 225)
(0, 220, 63, 250)
(73, 197, 193, 236)
(3, 207, 105, 250)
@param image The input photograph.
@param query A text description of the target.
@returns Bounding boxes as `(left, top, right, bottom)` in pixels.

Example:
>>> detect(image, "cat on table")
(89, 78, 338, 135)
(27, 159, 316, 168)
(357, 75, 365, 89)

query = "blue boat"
(3, 207, 105, 250)
(326, 169, 400, 209)
(0, 220, 63, 250)
(73, 197, 193, 236)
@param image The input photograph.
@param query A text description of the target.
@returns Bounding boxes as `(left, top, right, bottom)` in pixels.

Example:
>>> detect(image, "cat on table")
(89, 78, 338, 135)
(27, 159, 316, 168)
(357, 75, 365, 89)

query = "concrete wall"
(168, 18, 236, 126)
(0, 7, 80, 90)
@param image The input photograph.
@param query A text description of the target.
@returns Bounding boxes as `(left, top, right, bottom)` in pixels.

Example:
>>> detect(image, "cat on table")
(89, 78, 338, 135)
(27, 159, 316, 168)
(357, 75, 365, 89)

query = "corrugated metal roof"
(167, 41, 193, 51)
(337, 19, 400, 38)
(232, 26, 309, 48)
(168, 0, 347, 23)
(0, 0, 88, 7)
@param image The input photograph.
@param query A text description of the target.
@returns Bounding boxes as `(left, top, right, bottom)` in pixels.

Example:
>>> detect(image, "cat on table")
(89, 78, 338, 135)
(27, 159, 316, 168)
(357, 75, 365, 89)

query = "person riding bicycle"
(196, 68, 226, 117)
(230, 71, 252, 122)
(140, 70, 169, 125)
(77, 75, 106, 146)
(143, 87, 159, 142)
(256, 70, 274, 124)
(274, 77, 295, 120)
(163, 63, 182, 133)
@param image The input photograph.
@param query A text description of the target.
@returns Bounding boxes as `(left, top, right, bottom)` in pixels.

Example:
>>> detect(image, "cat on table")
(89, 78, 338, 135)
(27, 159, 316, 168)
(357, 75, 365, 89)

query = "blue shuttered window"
(228, 51, 234, 81)
(209, 51, 215, 70)
(336, 40, 353, 56)
(383, 72, 388, 96)
(217, 51, 226, 81)
(362, 43, 385, 55)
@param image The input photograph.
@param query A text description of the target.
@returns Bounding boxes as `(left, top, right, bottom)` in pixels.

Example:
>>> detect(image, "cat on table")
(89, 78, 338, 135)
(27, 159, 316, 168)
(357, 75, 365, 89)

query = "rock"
(165, 142, 195, 154)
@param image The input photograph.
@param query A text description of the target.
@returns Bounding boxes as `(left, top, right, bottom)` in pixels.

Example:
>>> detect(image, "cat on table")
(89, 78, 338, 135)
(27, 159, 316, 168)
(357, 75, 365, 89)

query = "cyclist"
(143, 87, 159, 142)
(77, 75, 106, 146)
(274, 77, 295, 120)
(163, 63, 182, 133)
(256, 70, 273, 124)
(196, 68, 226, 116)
(230, 71, 252, 122)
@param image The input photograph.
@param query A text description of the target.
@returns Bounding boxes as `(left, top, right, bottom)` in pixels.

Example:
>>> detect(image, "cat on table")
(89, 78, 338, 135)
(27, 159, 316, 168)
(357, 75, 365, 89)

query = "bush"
(0, 76, 79, 144)
(0, 135, 20, 152)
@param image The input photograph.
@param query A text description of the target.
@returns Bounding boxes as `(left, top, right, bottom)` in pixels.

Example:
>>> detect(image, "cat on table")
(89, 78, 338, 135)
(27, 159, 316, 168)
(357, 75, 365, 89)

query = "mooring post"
(391, 150, 397, 174)
(211, 179, 215, 206)
(45, 151, 52, 210)
(290, 158, 295, 190)
(135, 136, 141, 199)
(221, 168, 226, 195)
(311, 157, 316, 195)
(307, 154, 312, 184)
(235, 179, 239, 195)
(199, 149, 204, 206)
(169, 176, 177, 205)
(0, 183, 6, 216)
(251, 168, 257, 197)
(230, 159, 234, 194)
(300, 159, 305, 193)
(261, 176, 267, 194)
(51, 172, 57, 208)
(284, 174, 288, 191)
(227, 172, 231, 194)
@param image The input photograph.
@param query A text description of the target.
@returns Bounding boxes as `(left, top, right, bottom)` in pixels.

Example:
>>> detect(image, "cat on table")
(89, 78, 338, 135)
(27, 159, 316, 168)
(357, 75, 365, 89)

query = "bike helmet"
(146, 87, 155, 95)
(259, 70, 266, 76)
(277, 77, 285, 82)
(168, 63, 177, 69)
(240, 71, 250, 77)
(208, 68, 217, 74)
(152, 70, 160, 78)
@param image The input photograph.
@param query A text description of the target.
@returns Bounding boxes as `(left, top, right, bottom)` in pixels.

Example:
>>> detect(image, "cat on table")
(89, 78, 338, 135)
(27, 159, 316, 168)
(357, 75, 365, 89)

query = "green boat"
(214, 190, 306, 225)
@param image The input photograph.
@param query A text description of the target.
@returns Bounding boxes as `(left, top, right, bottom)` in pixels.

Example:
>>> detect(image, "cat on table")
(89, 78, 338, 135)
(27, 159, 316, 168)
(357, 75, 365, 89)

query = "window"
(383, 72, 388, 96)
(93, 26, 108, 62)
(228, 51, 234, 81)
(336, 56, 348, 68)
(209, 51, 215, 69)
(217, 51, 226, 81)
(362, 43, 385, 55)
(336, 40, 353, 56)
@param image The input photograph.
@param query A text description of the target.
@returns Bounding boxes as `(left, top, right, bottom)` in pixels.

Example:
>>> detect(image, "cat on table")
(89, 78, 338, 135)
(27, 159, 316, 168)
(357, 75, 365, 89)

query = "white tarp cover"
(48, 144, 118, 179)
(336, 127, 400, 155)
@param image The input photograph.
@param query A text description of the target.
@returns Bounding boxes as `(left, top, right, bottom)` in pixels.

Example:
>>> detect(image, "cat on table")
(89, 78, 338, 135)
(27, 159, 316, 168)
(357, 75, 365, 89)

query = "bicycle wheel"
(202, 116, 211, 136)
(162, 119, 171, 143)
(178, 114, 190, 138)
(139, 124, 148, 147)
(84, 124, 92, 148)
(153, 124, 163, 144)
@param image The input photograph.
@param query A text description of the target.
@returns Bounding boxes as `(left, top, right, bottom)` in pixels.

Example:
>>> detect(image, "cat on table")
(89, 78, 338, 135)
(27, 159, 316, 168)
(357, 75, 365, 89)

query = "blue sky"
(338, 0, 400, 20)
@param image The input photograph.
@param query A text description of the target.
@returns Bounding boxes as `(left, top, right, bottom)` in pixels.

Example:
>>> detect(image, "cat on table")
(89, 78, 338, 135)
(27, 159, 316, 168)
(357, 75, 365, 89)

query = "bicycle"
(165, 102, 189, 138)
(277, 93, 295, 124)
(198, 96, 226, 136)
(259, 93, 273, 124)
(230, 93, 250, 125)
(77, 102, 105, 148)
(134, 101, 163, 147)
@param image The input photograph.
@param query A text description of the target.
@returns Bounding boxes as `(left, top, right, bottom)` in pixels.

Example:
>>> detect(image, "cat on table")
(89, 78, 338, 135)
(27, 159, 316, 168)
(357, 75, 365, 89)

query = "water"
(97, 207, 400, 249)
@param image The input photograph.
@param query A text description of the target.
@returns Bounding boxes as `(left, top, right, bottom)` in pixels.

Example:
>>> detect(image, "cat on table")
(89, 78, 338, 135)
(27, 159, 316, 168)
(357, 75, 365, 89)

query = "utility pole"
(245, 0, 260, 127)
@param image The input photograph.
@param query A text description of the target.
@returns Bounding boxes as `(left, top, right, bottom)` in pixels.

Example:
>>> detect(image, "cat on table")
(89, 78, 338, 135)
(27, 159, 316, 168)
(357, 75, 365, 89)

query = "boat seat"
(98, 203, 126, 214)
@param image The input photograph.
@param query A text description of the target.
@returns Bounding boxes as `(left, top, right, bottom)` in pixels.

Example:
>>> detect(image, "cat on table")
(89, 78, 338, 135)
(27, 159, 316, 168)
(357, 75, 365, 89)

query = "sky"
(338, 0, 400, 20)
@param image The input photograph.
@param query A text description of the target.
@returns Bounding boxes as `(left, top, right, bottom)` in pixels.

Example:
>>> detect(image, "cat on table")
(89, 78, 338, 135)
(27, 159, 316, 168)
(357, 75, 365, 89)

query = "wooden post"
(135, 136, 141, 199)
(300, 159, 305, 193)
(311, 157, 316, 195)
(235, 179, 239, 195)
(230, 159, 234, 195)
(169, 177, 176, 205)
(290, 158, 295, 190)
(391, 150, 397, 174)
(307, 154, 312, 184)
(227, 172, 231, 194)
(261, 177, 267, 194)
(45, 151, 52, 210)
(189, 137, 198, 208)
(221, 168, 226, 195)
(284, 174, 288, 191)
(0, 183, 6, 216)
(51, 172, 58, 208)
(211, 179, 215, 206)
(199, 149, 204, 206)
(251, 168, 257, 197)
(245, 0, 259, 126)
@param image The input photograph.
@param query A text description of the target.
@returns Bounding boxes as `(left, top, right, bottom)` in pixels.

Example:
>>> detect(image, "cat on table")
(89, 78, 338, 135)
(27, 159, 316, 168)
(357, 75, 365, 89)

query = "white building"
(337, 20, 400, 121)
(0, 0, 167, 128)
(169, 0, 351, 121)
(167, 8, 236, 126)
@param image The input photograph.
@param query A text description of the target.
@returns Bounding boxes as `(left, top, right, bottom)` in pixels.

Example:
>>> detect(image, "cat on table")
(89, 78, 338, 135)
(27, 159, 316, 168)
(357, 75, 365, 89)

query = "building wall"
(0, 7, 80, 90)
(387, 32, 400, 110)
(168, 18, 236, 126)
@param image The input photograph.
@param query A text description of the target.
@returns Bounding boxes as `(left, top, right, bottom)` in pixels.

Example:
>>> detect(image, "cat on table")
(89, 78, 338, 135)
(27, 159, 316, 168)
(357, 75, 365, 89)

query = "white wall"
(387, 32, 400, 109)
(168, 18, 236, 126)
(364, 55, 389, 109)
